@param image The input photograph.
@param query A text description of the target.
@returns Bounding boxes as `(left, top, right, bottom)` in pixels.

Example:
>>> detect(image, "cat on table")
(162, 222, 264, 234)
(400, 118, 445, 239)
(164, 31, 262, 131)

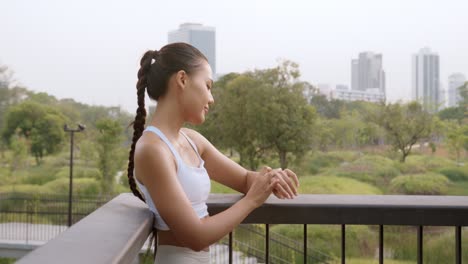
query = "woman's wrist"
(245, 171, 257, 193)
(245, 166, 271, 193)
(240, 195, 258, 211)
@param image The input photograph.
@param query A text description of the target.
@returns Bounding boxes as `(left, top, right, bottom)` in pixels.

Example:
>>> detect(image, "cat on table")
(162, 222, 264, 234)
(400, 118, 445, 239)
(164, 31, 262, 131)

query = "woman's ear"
(175, 70, 188, 89)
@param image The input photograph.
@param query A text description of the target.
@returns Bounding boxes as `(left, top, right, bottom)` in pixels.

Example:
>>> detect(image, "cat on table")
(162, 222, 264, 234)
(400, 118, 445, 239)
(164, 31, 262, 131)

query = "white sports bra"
(134, 125, 211, 230)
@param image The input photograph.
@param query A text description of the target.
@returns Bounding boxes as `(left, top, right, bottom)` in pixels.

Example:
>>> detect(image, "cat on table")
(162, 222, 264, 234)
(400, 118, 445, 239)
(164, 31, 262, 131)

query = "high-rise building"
(447, 73, 466, 107)
(412, 47, 440, 112)
(332, 88, 385, 103)
(168, 23, 216, 76)
(351, 52, 386, 95)
(335, 84, 349, 91)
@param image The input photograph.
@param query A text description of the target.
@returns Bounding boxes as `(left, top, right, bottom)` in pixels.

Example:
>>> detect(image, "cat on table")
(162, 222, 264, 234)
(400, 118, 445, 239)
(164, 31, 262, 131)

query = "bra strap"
(144, 126, 182, 163)
(180, 131, 203, 161)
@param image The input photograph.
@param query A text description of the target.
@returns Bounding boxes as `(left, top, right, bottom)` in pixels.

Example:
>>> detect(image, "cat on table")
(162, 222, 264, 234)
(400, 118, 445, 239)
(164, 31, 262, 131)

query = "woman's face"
(181, 60, 214, 125)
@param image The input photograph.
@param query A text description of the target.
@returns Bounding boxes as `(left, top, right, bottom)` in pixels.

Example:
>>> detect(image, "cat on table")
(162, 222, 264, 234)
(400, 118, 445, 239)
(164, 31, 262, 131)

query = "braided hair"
(126, 43, 207, 258)
(127, 42, 207, 202)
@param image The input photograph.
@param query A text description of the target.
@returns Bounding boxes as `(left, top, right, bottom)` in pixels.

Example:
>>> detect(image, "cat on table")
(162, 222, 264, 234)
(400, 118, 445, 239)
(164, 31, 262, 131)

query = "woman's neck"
(148, 100, 185, 142)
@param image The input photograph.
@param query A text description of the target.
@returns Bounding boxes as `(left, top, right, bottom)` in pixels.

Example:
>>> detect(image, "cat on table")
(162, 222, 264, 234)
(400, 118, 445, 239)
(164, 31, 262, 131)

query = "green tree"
(95, 119, 124, 194)
(253, 61, 317, 169)
(438, 106, 465, 123)
(9, 129, 29, 174)
(0, 66, 30, 158)
(375, 101, 433, 162)
(443, 120, 467, 164)
(79, 139, 98, 167)
(193, 72, 240, 150)
(459, 82, 468, 123)
(254, 80, 316, 169)
(201, 61, 317, 169)
(219, 74, 268, 169)
(309, 95, 344, 119)
(314, 118, 334, 151)
(2, 101, 66, 164)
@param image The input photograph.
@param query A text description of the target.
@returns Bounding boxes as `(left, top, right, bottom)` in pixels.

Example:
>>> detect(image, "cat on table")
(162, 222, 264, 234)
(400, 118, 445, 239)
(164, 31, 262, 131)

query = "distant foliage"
(438, 166, 468, 181)
(374, 102, 434, 162)
(298, 175, 382, 195)
(198, 60, 316, 170)
(390, 173, 450, 195)
(2, 101, 67, 164)
(330, 155, 400, 185)
(96, 118, 125, 194)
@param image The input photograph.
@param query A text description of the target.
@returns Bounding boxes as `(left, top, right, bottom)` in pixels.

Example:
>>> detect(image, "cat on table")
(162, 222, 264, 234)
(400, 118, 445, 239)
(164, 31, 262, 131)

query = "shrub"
(43, 177, 101, 196)
(308, 153, 345, 173)
(19, 162, 62, 185)
(438, 166, 468, 181)
(390, 173, 450, 195)
(299, 175, 382, 195)
(405, 155, 455, 171)
(329, 155, 400, 185)
(54, 167, 102, 180)
(423, 228, 468, 263)
(0, 184, 50, 194)
(299, 151, 361, 175)
(272, 224, 376, 259)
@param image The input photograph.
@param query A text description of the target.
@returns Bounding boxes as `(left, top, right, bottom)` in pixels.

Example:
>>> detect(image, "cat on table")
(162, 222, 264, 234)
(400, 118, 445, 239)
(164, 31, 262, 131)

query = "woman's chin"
(187, 116, 205, 125)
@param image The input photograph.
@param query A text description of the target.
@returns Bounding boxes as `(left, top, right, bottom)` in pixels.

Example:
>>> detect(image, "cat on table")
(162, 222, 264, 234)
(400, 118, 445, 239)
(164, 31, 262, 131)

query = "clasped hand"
(260, 166, 299, 199)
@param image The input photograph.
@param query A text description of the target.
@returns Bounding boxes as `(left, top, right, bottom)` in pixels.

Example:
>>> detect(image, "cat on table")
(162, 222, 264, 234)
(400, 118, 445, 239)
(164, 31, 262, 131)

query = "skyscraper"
(351, 52, 386, 95)
(168, 23, 216, 76)
(412, 47, 440, 112)
(448, 73, 466, 107)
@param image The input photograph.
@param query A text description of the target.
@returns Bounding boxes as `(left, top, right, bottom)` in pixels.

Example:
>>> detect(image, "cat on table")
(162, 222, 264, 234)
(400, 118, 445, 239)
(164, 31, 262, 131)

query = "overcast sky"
(1, 0, 467, 113)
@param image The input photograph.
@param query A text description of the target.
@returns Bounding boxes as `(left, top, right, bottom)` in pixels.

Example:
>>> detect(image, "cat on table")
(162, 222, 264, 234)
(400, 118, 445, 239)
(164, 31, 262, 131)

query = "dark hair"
(127, 42, 207, 201)
(126, 43, 207, 259)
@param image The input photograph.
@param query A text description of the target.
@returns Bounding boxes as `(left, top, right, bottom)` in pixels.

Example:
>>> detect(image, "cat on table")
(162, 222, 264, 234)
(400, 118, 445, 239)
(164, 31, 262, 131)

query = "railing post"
(455, 226, 461, 264)
(379, 225, 383, 264)
(229, 231, 233, 264)
(341, 224, 346, 264)
(417, 225, 423, 264)
(266, 224, 269, 264)
(304, 224, 307, 264)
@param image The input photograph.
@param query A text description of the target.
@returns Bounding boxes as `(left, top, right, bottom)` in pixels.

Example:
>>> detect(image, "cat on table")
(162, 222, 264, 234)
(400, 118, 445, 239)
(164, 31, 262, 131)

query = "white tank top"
(134, 125, 211, 230)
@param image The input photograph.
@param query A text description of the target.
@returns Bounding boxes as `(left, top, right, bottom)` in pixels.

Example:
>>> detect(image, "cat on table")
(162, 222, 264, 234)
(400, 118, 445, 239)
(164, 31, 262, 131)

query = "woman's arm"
(135, 138, 279, 251)
(183, 128, 299, 199)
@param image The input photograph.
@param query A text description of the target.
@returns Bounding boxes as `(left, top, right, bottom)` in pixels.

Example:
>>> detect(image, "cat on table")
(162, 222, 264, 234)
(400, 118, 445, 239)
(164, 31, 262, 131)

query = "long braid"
(127, 50, 154, 202)
(127, 43, 207, 260)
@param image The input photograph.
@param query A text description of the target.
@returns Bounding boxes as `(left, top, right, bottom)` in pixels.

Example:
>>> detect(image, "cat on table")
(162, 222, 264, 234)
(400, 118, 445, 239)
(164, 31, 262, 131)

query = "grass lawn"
(446, 180, 468, 196)
(210, 174, 383, 195)
(331, 258, 415, 264)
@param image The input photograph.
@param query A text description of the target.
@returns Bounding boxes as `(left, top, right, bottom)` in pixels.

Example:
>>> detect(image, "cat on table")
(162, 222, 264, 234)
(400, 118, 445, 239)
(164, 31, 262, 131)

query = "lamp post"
(64, 124, 85, 227)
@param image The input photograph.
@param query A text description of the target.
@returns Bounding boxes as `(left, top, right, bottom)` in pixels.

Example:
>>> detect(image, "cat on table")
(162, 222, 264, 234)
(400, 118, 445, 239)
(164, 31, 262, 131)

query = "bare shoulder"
(135, 133, 167, 158)
(181, 127, 211, 153)
(134, 133, 176, 184)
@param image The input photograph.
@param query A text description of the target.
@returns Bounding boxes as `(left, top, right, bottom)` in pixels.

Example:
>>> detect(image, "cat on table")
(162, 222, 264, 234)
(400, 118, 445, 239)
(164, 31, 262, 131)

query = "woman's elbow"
(176, 230, 210, 252)
(181, 238, 209, 252)
(189, 243, 208, 252)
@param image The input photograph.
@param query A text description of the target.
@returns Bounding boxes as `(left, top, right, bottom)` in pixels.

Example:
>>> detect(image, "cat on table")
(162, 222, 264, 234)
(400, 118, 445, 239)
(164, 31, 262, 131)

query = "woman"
(127, 42, 299, 263)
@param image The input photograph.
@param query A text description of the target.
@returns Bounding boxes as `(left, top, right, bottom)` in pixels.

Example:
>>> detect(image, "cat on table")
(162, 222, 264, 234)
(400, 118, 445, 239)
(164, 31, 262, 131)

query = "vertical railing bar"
(417, 225, 423, 264)
(304, 224, 307, 264)
(229, 231, 233, 264)
(342, 224, 346, 264)
(266, 224, 269, 264)
(455, 226, 461, 264)
(379, 225, 384, 264)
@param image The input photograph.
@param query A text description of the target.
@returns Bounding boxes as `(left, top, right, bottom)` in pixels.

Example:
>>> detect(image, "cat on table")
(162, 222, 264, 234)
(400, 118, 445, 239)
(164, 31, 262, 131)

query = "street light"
(64, 124, 85, 227)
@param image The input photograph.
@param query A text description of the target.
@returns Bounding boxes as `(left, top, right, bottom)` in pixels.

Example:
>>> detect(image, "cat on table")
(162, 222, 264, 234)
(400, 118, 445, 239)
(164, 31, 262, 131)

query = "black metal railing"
(0, 192, 114, 243)
(221, 224, 333, 263)
(207, 194, 468, 264)
(5, 193, 468, 264)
